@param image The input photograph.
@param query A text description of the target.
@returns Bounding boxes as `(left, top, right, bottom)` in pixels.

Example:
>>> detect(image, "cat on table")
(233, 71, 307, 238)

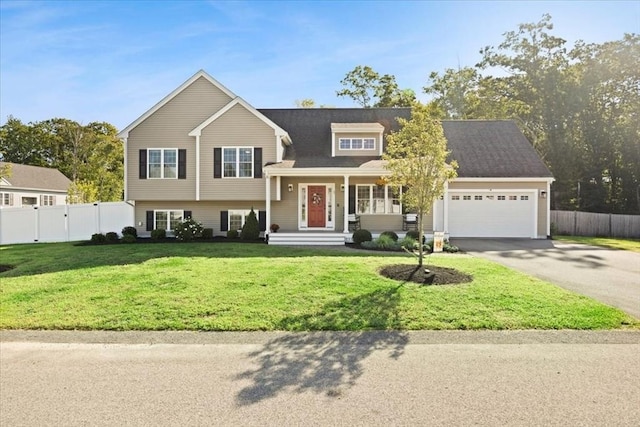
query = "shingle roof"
(0, 162, 72, 192)
(259, 109, 552, 178)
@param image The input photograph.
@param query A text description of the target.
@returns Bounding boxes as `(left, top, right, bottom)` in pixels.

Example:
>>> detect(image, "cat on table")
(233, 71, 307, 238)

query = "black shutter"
(258, 211, 266, 232)
(348, 185, 356, 214)
(253, 148, 262, 178)
(178, 149, 186, 179)
(146, 211, 154, 231)
(214, 148, 222, 178)
(184, 210, 192, 219)
(220, 211, 228, 231)
(139, 150, 147, 179)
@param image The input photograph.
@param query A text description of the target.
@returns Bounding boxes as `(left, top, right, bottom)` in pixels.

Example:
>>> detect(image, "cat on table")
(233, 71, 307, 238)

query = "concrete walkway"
(2, 330, 639, 426)
(451, 238, 640, 318)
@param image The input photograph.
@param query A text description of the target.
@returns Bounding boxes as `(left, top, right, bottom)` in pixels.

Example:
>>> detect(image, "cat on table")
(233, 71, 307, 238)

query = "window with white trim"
(41, 195, 54, 206)
(521, 195, 529, 201)
(1, 192, 13, 206)
(338, 138, 376, 150)
(474, 195, 483, 201)
(228, 209, 252, 231)
(154, 210, 183, 231)
(451, 195, 460, 200)
(356, 185, 401, 214)
(498, 195, 506, 201)
(148, 148, 177, 179)
(223, 147, 253, 178)
(509, 195, 517, 201)
(463, 195, 471, 201)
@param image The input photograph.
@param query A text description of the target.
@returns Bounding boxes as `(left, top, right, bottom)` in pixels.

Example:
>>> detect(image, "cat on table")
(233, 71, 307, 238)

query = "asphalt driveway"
(451, 238, 640, 318)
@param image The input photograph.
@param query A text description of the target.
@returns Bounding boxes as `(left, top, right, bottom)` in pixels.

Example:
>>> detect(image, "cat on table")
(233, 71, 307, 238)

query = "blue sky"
(1, 0, 638, 130)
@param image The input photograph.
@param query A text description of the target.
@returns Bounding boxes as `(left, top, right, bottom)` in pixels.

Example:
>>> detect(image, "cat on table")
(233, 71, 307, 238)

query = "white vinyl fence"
(0, 202, 135, 245)
(551, 210, 640, 238)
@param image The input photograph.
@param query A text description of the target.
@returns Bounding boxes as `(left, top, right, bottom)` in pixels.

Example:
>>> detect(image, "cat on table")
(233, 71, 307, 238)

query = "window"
(451, 195, 460, 201)
(486, 195, 494, 200)
(463, 195, 471, 201)
(474, 195, 483, 201)
(0, 193, 13, 206)
(155, 210, 183, 231)
(338, 138, 376, 150)
(498, 195, 506, 201)
(41, 195, 54, 206)
(223, 147, 253, 178)
(148, 149, 177, 179)
(228, 210, 252, 231)
(521, 195, 529, 201)
(356, 185, 402, 214)
(22, 196, 37, 206)
(509, 195, 517, 201)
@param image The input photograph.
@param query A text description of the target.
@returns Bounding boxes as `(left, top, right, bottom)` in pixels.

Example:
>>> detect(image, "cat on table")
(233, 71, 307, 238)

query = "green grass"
(0, 242, 637, 331)
(554, 235, 640, 253)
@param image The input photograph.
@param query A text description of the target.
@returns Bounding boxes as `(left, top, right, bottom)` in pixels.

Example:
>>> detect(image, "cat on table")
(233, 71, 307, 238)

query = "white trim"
(378, 129, 384, 156)
(195, 135, 200, 201)
(264, 167, 392, 177)
(298, 183, 335, 231)
(146, 148, 178, 179)
(452, 177, 555, 183)
(331, 123, 384, 132)
(188, 97, 291, 143)
(343, 175, 350, 233)
(153, 209, 185, 232)
(118, 70, 236, 139)
(337, 137, 376, 151)
(123, 137, 128, 201)
(331, 132, 336, 158)
(265, 176, 271, 237)
(276, 176, 281, 201)
(546, 181, 551, 237)
(221, 147, 254, 179)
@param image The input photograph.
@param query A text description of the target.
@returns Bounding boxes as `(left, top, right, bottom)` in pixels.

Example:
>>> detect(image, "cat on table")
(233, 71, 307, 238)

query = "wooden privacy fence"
(551, 210, 640, 238)
(0, 202, 135, 245)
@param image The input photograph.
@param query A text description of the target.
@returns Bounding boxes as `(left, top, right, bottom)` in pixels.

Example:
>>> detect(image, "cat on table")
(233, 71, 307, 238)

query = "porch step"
(268, 232, 346, 246)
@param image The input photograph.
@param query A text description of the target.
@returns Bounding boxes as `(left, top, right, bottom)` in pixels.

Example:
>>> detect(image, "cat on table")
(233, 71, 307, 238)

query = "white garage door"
(448, 192, 536, 238)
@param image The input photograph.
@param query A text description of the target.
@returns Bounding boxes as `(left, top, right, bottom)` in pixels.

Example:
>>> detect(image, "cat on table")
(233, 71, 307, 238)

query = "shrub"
(406, 230, 420, 241)
(202, 228, 214, 239)
(375, 234, 397, 249)
(398, 236, 417, 250)
(90, 233, 106, 244)
(173, 218, 203, 241)
(443, 242, 459, 253)
(380, 231, 399, 242)
(122, 234, 137, 244)
(352, 229, 372, 245)
(227, 230, 239, 239)
(151, 228, 166, 240)
(105, 232, 119, 242)
(360, 240, 378, 249)
(241, 208, 260, 240)
(122, 226, 137, 237)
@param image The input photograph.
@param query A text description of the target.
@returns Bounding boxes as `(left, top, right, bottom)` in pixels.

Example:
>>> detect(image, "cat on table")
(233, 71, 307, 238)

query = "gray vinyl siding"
(127, 76, 233, 201)
(200, 104, 278, 201)
(134, 201, 265, 237)
(334, 132, 380, 157)
(448, 180, 548, 237)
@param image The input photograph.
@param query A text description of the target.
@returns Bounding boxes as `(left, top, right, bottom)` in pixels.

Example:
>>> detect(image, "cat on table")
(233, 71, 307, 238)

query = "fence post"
(33, 206, 39, 242)
(573, 211, 577, 235)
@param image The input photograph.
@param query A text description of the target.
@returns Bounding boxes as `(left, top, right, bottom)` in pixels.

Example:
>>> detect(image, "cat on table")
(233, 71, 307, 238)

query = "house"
(118, 70, 553, 244)
(0, 162, 71, 208)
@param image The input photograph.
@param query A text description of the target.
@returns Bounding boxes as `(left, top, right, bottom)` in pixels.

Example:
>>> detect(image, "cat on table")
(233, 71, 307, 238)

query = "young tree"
(384, 103, 458, 266)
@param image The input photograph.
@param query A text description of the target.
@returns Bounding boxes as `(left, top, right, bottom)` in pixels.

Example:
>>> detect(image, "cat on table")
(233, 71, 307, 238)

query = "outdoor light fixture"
(340, 184, 345, 191)
(540, 190, 547, 199)
(288, 184, 293, 192)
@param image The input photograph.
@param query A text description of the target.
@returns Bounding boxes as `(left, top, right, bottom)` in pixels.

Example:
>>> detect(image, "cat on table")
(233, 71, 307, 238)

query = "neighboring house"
(0, 162, 71, 208)
(118, 70, 553, 244)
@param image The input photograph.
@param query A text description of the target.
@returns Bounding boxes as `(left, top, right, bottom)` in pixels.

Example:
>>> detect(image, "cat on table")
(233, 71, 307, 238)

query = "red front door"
(308, 185, 326, 228)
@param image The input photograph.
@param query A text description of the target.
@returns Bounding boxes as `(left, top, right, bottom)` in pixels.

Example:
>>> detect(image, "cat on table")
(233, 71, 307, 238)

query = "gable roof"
(0, 162, 71, 192)
(259, 109, 552, 178)
(117, 70, 237, 139)
(189, 97, 291, 143)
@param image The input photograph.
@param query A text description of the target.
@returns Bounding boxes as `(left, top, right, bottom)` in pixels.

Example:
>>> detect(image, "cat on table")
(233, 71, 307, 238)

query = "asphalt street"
(2, 330, 639, 426)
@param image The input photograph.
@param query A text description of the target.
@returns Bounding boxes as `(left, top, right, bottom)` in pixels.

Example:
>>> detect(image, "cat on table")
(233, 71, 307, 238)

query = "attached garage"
(447, 190, 537, 238)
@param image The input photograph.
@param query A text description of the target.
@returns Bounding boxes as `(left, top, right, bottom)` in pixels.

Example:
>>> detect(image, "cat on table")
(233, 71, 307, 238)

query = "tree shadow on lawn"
(234, 286, 408, 406)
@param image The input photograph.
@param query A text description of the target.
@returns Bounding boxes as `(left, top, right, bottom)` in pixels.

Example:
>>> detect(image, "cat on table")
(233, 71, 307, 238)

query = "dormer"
(331, 123, 385, 157)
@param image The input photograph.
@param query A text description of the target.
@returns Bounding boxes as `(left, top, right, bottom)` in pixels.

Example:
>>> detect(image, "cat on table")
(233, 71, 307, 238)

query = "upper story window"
(339, 138, 376, 150)
(223, 147, 253, 178)
(148, 149, 177, 179)
(1, 192, 13, 206)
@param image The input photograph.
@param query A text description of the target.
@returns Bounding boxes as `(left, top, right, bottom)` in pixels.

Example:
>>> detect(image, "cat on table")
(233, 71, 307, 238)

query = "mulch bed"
(379, 264, 473, 285)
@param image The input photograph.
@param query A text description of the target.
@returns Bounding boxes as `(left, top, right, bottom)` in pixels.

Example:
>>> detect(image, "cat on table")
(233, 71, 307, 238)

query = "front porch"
(267, 230, 445, 246)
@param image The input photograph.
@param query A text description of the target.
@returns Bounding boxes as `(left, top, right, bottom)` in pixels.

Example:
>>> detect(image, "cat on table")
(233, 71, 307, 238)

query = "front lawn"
(0, 242, 636, 330)
(554, 235, 640, 253)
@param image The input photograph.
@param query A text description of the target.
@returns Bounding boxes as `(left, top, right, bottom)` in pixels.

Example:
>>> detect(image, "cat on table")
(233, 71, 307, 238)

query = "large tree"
(337, 65, 416, 107)
(384, 103, 458, 266)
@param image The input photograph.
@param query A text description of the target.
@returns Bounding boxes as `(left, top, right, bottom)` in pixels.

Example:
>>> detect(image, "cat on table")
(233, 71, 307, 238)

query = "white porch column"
(195, 135, 200, 201)
(546, 181, 551, 237)
(443, 181, 449, 234)
(343, 175, 350, 233)
(265, 174, 271, 237)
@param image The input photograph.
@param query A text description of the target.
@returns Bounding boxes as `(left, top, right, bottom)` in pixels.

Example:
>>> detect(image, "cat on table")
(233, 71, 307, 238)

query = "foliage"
(150, 229, 166, 240)
(295, 99, 316, 108)
(173, 218, 203, 241)
(405, 230, 421, 241)
(0, 242, 636, 331)
(0, 117, 124, 203)
(443, 242, 460, 253)
(0, 162, 12, 179)
(202, 228, 214, 239)
(90, 233, 106, 244)
(352, 229, 373, 245)
(380, 231, 399, 241)
(240, 208, 260, 240)
(121, 234, 137, 244)
(227, 229, 239, 239)
(384, 103, 458, 265)
(121, 226, 137, 237)
(337, 65, 416, 107)
(105, 232, 119, 243)
(398, 236, 418, 250)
